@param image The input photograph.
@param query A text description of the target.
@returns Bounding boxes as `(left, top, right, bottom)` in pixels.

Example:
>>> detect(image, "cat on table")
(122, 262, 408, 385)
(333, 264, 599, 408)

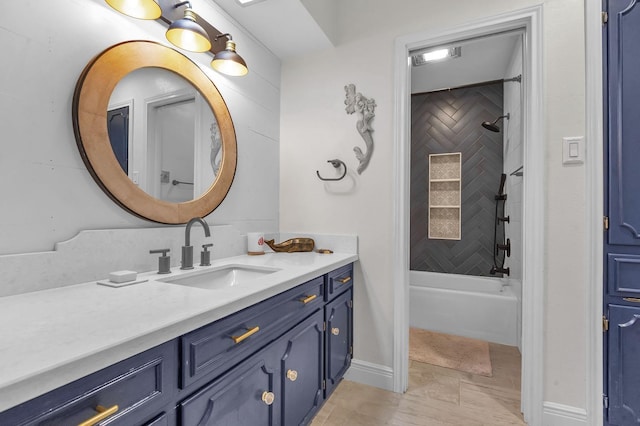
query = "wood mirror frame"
(72, 40, 237, 224)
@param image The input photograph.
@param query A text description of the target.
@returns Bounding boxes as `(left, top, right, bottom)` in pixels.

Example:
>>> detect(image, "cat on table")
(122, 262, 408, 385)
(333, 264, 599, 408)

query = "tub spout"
(490, 266, 510, 276)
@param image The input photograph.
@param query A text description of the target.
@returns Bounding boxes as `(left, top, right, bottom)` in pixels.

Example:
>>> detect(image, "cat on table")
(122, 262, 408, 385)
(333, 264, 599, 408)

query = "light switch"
(569, 142, 579, 157)
(563, 136, 584, 165)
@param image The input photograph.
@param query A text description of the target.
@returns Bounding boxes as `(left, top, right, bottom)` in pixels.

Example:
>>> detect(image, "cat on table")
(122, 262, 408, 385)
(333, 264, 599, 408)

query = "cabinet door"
(607, 305, 640, 425)
(179, 347, 279, 426)
(604, 1, 640, 424)
(325, 289, 353, 397)
(607, 0, 640, 247)
(279, 310, 324, 426)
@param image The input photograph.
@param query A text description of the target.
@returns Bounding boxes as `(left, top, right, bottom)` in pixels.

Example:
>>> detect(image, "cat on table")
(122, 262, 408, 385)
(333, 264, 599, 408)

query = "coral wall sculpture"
(344, 83, 376, 174)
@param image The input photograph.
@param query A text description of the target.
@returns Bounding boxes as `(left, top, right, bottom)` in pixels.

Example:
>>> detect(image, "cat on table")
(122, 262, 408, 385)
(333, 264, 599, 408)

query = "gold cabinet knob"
(287, 369, 298, 381)
(262, 391, 275, 406)
(331, 327, 340, 336)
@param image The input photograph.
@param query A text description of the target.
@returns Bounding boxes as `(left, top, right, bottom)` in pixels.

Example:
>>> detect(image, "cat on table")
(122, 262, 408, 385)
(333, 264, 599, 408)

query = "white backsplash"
(0, 227, 358, 297)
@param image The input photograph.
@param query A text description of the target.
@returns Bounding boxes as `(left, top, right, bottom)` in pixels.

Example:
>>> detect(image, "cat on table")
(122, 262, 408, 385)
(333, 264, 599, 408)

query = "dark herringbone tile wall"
(410, 83, 504, 277)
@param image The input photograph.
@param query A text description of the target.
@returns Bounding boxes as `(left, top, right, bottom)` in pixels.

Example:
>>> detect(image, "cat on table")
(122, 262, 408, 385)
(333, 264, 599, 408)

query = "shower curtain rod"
(414, 74, 522, 96)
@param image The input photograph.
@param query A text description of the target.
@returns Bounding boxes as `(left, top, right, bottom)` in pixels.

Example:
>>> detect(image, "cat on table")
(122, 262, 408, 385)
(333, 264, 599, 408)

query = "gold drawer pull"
(300, 294, 317, 304)
(331, 327, 340, 336)
(78, 404, 119, 426)
(338, 276, 352, 284)
(623, 297, 640, 303)
(287, 369, 298, 381)
(262, 391, 275, 405)
(231, 326, 260, 344)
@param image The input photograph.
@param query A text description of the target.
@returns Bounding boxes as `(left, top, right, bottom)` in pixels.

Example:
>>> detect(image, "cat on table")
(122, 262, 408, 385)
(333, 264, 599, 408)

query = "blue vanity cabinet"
(0, 340, 178, 426)
(325, 288, 353, 398)
(0, 263, 355, 426)
(179, 310, 326, 426)
(180, 276, 325, 391)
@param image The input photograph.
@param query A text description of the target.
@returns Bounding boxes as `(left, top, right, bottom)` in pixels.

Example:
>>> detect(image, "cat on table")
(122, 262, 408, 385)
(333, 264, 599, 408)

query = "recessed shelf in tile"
(428, 153, 461, 240)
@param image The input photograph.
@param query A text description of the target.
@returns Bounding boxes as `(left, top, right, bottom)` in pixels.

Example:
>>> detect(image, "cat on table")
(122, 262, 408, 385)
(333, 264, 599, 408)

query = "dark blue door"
(107, 106, 129, 174)
(605, 0, 640, 424)
(607, 305, 640, 425)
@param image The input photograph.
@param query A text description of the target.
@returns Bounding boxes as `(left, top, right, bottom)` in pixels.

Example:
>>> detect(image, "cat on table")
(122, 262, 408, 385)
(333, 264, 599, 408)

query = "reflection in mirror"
(108, 67, 222, 203)
(73, 40, 237, 224)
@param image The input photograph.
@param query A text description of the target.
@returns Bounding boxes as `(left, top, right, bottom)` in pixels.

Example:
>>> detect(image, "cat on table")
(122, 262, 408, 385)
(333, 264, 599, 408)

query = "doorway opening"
(393, 6, 544, 425)
(409, 29, 523, 346)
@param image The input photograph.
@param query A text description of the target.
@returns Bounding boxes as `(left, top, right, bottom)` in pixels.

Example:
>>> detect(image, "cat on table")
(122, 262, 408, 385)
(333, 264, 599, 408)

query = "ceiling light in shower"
(235, 0, 266, 6)
(412, 47, 461, 66)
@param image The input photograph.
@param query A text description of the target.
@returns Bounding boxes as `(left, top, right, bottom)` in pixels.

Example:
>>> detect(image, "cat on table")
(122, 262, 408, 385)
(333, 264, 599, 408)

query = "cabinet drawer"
(326, 264, 353, 301)
(0, 341, 177, 426)
(181, 276, 324, 389)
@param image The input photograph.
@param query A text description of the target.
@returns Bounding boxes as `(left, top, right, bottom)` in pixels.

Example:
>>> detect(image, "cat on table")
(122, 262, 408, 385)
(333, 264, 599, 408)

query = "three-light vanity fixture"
(105, 0, 249, 76)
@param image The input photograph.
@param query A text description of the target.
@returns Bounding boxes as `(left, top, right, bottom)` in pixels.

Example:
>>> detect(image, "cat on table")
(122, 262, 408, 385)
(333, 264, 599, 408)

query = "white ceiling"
(208, 0, 336, 59)
(206, 0, 522, 90)
(411, 32, 522, 94)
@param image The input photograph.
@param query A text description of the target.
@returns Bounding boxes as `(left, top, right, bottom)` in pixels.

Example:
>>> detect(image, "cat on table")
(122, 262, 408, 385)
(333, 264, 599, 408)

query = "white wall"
(280, 0, 586, 413)
(503, 36, 524, 350)
(0, 0, 280, 256)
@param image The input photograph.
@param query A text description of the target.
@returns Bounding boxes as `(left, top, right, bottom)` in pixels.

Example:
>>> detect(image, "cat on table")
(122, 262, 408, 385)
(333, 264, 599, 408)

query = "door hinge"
(603, 394, 609, 409)
(322, 380, 326, 390)
(349, 345, 353, 355)
(348, 300, 353, 309)
(602, 11, 608, 24)
(604, 216, 609, 230)
(323, 321, 326, 332)
(603, 315, 609, 332)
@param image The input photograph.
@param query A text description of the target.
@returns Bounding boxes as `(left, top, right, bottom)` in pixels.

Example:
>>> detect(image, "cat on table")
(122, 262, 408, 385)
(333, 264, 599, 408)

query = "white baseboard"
(343, 359, 394, 392)
(543, 402, 587, 426)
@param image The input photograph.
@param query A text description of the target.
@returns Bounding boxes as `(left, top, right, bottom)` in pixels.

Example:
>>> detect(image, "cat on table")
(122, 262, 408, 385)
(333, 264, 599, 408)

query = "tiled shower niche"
(428, 153, 461, 240)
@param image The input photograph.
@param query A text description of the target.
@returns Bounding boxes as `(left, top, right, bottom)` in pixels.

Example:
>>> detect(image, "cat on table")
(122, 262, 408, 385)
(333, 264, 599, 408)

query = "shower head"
(482, 113, 510, 133)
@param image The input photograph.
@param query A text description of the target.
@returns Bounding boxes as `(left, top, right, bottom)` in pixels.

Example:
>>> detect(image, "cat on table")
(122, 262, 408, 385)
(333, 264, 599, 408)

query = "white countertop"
(0, 251, 357, 412)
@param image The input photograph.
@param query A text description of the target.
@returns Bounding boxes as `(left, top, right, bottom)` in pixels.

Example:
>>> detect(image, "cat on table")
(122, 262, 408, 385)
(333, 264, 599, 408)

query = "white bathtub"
(409, 271, 518, 346)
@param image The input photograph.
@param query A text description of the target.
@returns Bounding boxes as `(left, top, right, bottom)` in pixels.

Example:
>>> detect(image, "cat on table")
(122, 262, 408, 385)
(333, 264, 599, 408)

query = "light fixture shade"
(166, 9, 212, 52)
(105, 0, 161, 19)
(211, 40, 248, 76)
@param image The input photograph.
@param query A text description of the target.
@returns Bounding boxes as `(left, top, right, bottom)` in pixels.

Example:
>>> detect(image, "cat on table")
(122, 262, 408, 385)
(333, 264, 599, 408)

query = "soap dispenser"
(200, 243, 213, 266)
(150, 248, 171, 274)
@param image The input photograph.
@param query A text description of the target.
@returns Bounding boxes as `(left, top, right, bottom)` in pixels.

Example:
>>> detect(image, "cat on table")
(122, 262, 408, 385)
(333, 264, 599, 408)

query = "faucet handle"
(150, 248, 171, 274)
(150, 248, 170, 256)
(200, 244, 213, 266)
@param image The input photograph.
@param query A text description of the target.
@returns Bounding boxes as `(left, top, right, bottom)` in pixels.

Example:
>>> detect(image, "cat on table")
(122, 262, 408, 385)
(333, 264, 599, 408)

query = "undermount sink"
(158, 265, 280, 290)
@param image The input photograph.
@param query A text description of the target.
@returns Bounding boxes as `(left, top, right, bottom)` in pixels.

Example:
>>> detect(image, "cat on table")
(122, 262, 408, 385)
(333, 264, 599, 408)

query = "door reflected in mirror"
(108, 67, 222, 203)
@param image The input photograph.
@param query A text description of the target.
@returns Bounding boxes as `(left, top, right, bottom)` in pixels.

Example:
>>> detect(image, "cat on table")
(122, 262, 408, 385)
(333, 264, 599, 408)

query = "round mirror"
(73, 41, 237, 224)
